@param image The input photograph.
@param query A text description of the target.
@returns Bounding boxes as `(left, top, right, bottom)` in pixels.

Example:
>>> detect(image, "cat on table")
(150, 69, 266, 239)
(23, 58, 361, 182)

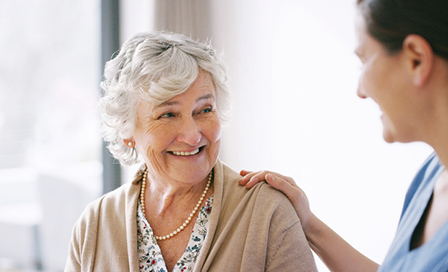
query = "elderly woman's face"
(133, 70, 221, 185)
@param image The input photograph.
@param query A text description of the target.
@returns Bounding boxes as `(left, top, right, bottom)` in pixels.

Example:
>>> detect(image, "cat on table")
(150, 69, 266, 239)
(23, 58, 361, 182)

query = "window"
(0, 0, 101, 270)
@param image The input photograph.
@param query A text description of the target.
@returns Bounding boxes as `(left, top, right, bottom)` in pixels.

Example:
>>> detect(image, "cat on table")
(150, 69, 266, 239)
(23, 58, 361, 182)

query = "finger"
(238, 170, 263, 186)
(238, 170, 255, 185)
(240, 170, 252, 176)
(265, 173, 301, 201)
(245, 172, 270, 189)
(267, 172, 296, 185)
(238, 170, 254, 185)
(270, 174, 296, 188)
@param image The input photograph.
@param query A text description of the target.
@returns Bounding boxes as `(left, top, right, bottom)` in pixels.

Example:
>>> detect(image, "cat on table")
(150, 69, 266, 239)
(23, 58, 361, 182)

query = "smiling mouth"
(169, 146, 204, 156)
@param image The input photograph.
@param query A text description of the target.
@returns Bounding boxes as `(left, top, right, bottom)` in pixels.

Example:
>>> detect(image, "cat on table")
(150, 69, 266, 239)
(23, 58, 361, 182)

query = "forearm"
(306, 214, 379, 272)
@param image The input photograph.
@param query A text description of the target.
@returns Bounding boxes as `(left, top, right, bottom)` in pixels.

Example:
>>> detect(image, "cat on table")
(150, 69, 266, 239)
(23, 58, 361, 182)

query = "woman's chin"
(382, 128, 396, 144)
(380, 116, 396, 143)
(383, 136, 395, 144)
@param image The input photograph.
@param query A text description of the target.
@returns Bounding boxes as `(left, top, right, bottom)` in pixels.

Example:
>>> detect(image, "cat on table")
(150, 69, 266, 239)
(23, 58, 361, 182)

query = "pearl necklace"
(140, 169, 212, 241)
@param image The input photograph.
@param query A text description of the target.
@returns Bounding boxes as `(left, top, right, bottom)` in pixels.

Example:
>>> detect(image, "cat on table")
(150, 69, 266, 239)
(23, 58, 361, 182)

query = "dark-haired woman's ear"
(402, 34, 434, 87)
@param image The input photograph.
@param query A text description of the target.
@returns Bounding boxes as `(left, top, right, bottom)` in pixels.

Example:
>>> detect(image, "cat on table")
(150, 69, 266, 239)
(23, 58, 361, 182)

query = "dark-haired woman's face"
(354, 13, 419, 143)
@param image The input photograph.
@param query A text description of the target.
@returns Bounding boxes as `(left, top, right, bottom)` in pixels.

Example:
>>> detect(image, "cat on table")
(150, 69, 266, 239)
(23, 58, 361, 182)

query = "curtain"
(154, 0, 212, 41)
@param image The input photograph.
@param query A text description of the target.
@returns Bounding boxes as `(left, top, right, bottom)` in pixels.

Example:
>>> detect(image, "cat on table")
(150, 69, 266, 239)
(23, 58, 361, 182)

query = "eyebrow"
(156, 93, 215, 108)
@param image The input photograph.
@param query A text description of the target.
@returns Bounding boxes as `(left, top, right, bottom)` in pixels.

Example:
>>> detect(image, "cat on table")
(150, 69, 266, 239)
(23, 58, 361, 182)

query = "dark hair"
(357, 0, 448, 60)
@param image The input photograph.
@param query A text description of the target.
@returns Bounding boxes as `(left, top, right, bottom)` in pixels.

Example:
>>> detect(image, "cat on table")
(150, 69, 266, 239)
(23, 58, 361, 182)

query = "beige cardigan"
(65, 160, 317, 271)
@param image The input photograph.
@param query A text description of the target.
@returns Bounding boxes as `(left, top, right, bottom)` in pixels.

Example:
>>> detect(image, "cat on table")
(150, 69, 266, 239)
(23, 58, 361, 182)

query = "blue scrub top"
(378, 153, 448, 272)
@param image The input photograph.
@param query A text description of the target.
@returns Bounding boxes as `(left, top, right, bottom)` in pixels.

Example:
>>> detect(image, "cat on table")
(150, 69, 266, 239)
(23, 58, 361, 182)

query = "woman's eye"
(202, 107, 212, 113)
(158, 112, 175, 119)
(199, 106, 214, 115)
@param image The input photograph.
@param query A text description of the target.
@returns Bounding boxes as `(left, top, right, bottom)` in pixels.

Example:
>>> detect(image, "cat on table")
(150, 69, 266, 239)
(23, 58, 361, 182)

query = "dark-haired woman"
(240, 0, 448, 271)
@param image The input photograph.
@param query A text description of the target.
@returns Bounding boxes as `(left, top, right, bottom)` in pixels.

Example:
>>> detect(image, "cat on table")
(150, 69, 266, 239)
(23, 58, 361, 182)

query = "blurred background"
(0, 0, 433, 271)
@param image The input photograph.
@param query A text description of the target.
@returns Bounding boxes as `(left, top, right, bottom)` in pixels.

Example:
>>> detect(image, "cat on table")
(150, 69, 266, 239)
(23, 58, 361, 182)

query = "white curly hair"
(99, 32, 231, 166)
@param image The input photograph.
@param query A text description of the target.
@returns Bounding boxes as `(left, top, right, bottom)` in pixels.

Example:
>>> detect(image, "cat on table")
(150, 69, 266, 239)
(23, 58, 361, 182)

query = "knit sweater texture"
(65, 159, 317, 271)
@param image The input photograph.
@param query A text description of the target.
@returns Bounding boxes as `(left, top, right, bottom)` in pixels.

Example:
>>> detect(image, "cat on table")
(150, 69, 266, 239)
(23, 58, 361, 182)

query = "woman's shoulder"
(218, 161, 298, 218)
(401, 152, 443, 218)
(101, 181, 139, 204)
(76, 181, 139, 224)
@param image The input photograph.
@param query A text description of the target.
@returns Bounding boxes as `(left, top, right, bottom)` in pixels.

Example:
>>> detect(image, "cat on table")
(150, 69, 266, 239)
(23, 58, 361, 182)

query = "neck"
(418, 59, 448, 169)
(139, 169, 213, 241)
(419, 88, 448, 170)
(144, 171, 211, 215)
(426, 112, 448, 170)
(435, 148, 448, 172)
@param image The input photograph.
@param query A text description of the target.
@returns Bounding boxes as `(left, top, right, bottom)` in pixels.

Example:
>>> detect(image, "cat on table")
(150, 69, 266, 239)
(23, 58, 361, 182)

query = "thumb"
(265, 174, 297, 200)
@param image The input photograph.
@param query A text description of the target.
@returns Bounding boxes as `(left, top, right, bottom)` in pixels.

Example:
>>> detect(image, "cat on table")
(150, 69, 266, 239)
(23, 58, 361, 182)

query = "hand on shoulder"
(239, 170, 312, 232)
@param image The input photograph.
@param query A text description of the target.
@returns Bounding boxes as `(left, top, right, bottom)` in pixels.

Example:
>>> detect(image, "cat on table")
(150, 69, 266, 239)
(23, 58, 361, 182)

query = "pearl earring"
(127, 142, 133, 148)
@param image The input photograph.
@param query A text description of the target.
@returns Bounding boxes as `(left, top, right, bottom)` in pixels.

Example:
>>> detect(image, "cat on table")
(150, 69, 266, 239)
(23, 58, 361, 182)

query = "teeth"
(172, 148, 200, 156)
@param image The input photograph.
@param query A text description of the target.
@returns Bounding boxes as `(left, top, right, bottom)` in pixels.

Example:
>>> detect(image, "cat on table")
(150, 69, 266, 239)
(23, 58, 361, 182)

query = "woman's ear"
(402, 35, 434, 87)
(124, 138, 135, 148)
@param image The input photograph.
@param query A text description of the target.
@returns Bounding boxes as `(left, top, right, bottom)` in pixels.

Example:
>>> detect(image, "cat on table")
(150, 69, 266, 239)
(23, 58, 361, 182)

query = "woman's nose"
(177, 117, 201, 146)
(356, 80, 367, 99)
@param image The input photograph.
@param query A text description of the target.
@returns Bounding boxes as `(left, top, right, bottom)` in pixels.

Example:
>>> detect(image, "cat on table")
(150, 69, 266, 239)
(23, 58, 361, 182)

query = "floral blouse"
(137, 195, 214, 272)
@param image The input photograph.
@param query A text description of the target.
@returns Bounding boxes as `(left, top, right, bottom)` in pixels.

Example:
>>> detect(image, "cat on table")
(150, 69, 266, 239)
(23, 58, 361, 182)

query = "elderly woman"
(65, 32, 317, 272)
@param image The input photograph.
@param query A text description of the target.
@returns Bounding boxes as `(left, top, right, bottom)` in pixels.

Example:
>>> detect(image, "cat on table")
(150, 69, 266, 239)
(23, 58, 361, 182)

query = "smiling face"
(132, 70, 221, 186)
(354, 12, 419, 143)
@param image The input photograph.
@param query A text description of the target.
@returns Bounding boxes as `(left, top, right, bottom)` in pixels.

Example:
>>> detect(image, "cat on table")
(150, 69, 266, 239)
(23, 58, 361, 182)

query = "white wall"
(211, 0, 433, 270)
